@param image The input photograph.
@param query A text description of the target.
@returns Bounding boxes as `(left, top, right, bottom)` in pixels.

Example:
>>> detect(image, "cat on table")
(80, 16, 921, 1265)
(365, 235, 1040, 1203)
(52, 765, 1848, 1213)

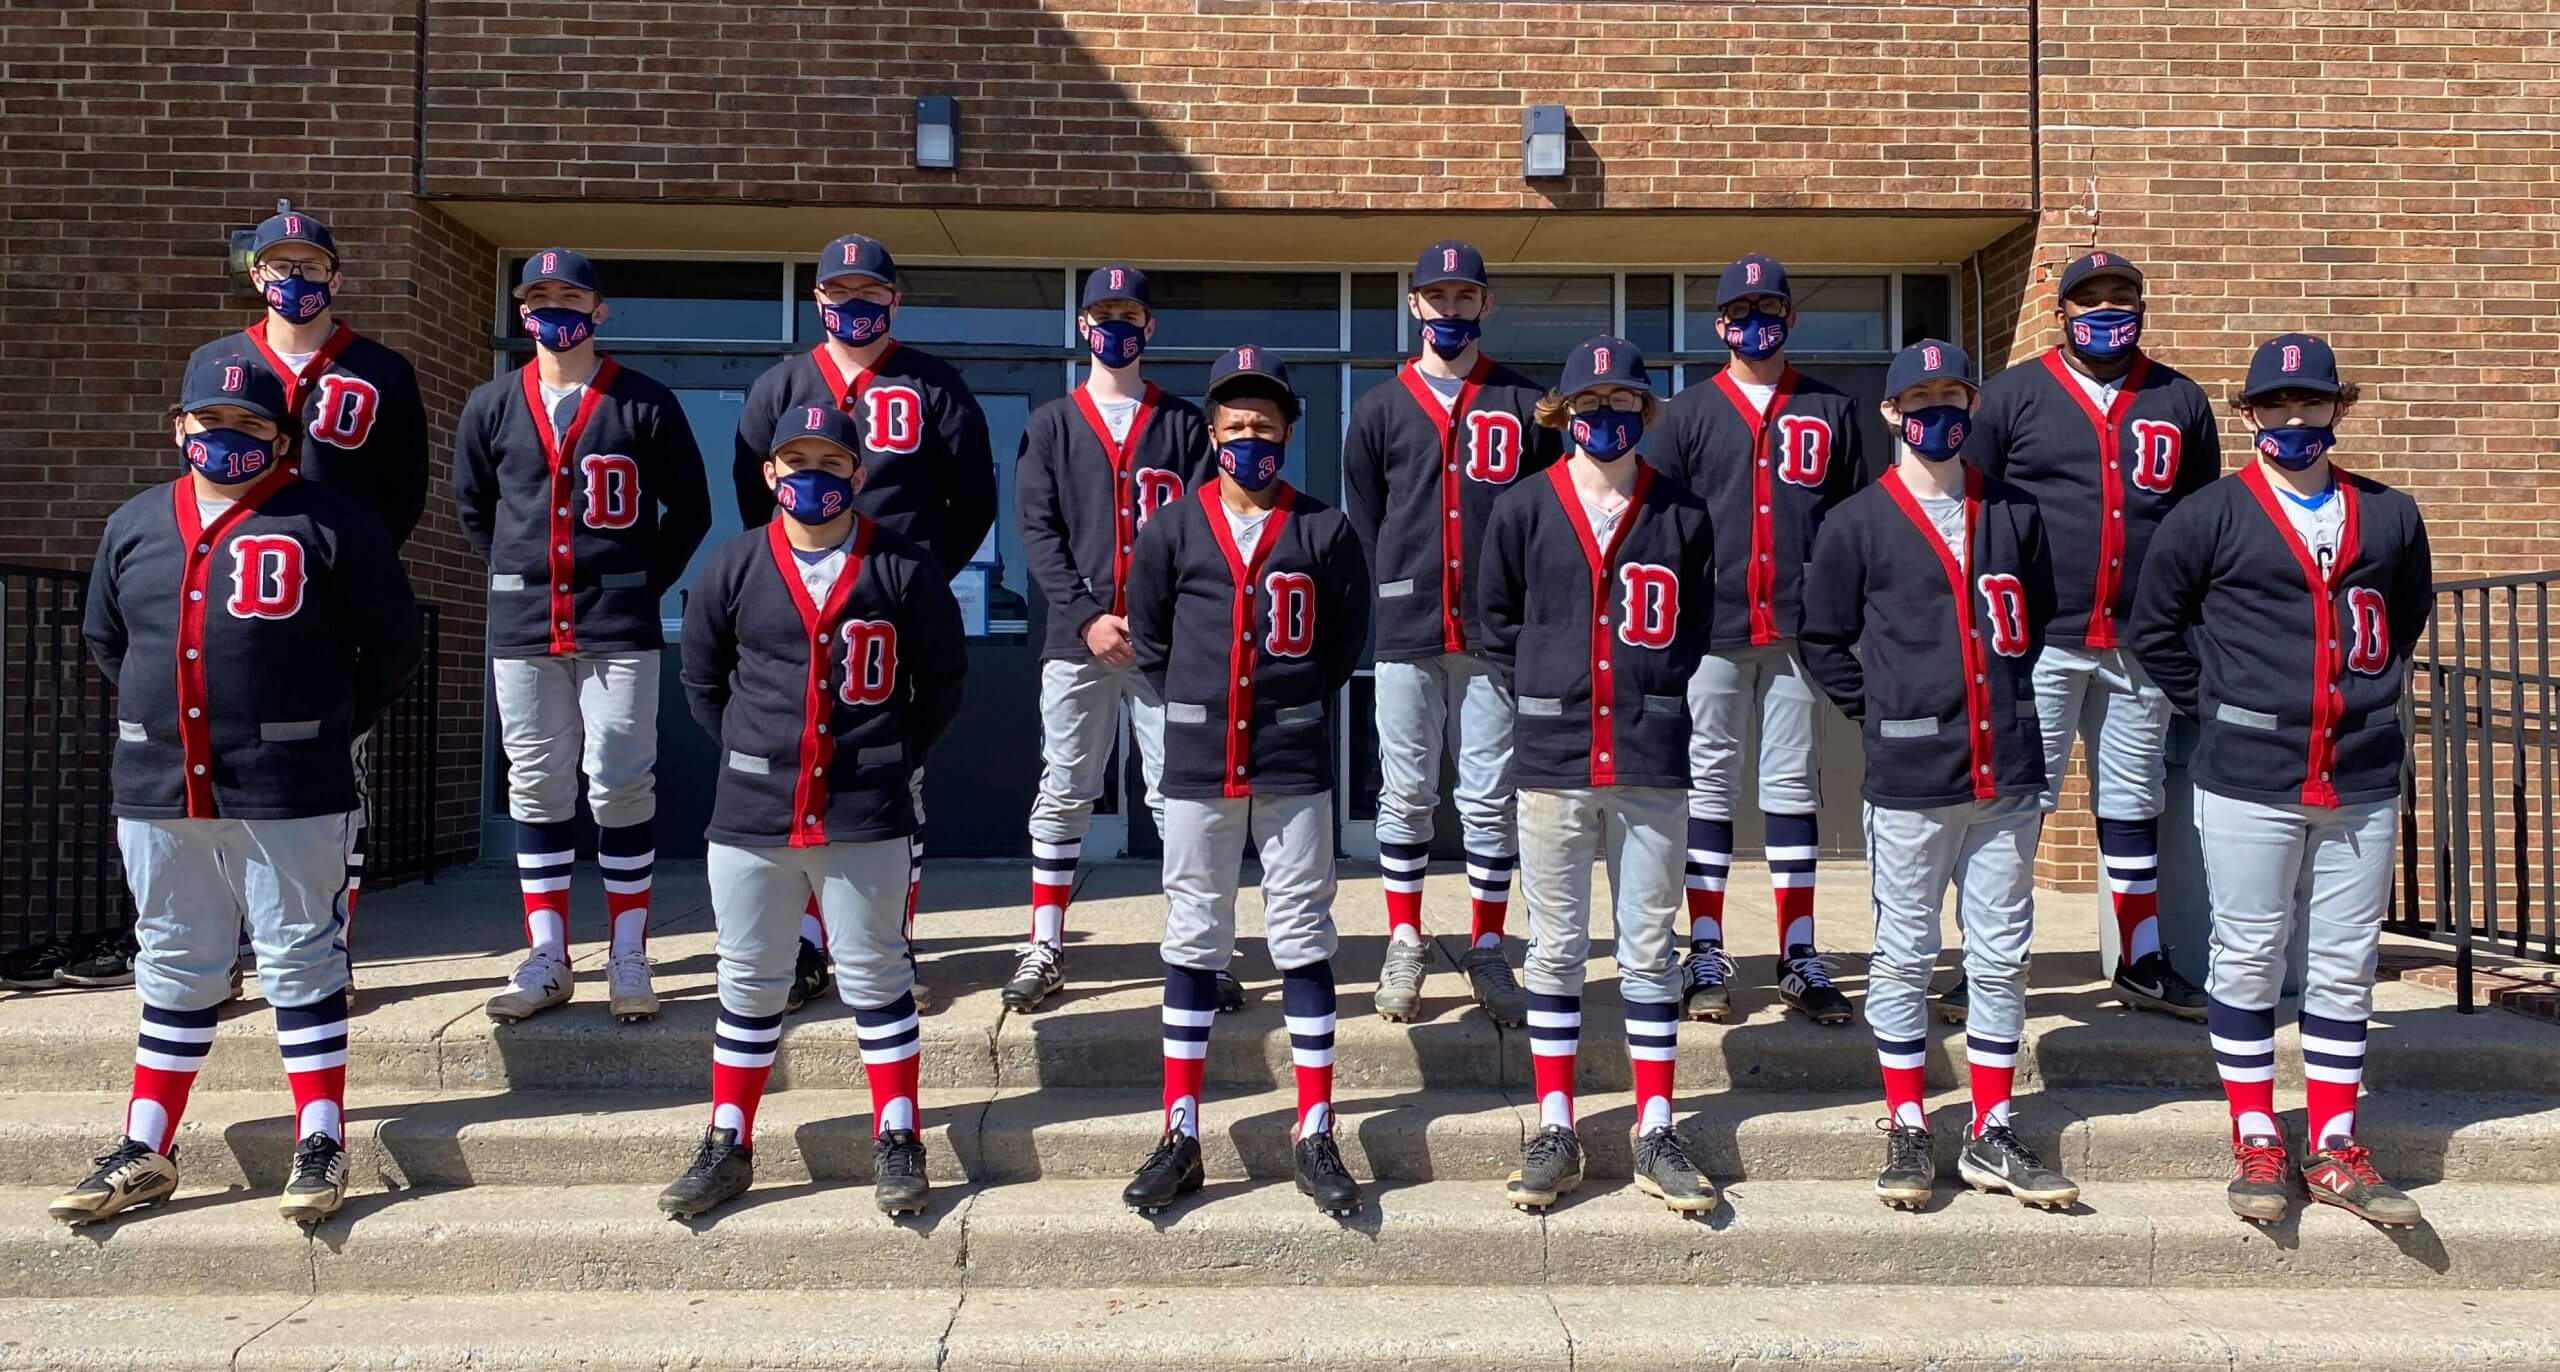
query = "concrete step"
(11, 1086, 2555, 1192)
(12, 1285, 2560, 1371)
(8, 1178, 2554, 1296)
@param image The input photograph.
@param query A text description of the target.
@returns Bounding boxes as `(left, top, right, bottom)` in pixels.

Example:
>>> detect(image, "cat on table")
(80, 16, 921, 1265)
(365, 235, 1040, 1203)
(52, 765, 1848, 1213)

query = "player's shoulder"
(184, 328, 255, 371)
(1643, 467, 1709, 513)
(1825, 475, 1905, 531)
(860, 517, 942, 578)
(335, 331, 418, 383)
(1489, 464, 1559, 516)
(745, 347, 817, 395)
(2343, 468, 2424, 526)
(2134, 352, 2209, 397)
(1347, 372, 1406, 421)
(1477, 359, 1549, 398)
(1979, 473, 2039, 513)
(1787, 369, 1857, 406)
(1975, 353, 2053, 406)
(696, 524, 770, 583)
(602, 357, 680, 407)
(882, 341, 965, 389)
(460, 363, 524, 414)
(1148, 385, 1206, 424)
(103, 480, 183, 537)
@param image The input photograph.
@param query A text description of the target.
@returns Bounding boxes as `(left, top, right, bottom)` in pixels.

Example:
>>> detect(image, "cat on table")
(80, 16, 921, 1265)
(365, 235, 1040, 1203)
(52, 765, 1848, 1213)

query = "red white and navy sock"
(1766, 812, 1819, 953)
(2300, 1011, 2368, 1147)
(1966, 1033, 2018, 1137)
(2208, 996, 2280, 1142)
(905, 837, 923, 933)
(276, 991, 350, 1145)
(855, 991, 922, 1136)
(126, 1001, 217, 1154)
(2096, 818, 2161, 968)
(1527, 991, 1580, 1131)
(514, 818, 577, 957)
(597, 819, 654, 960)
(710, 1004, 783, 1144)
(1876, 1032, 1928, 1130)
(1464, 849, 1513, 946)
(800, 895, 827, 955)
(1684, 816, 1733, 946)
(1281, 961, 1337, 1139)
(344, 814, 366, 934)
(1379, 840, 1429, 944)
(1626, 997, 1679, 1134)
(1159, 965, 1219, 1137)
(1029, 838, 1078, 948)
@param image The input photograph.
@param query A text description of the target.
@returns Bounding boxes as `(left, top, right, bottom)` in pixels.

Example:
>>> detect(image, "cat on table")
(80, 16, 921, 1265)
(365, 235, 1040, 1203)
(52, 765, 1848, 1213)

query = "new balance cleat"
(1002, 941, 1066, 1012)
(1124, 1130, 1205, 1215)
(2304, 1139, 2422, 1229)
(606, 951, 659, 1023)
(485, 950, 573, 1022)
(1294, 1131, 1362, 1217)
(658, 1126, 753, 1218)
(49, 1138, 177, 1225)
(1375, 938, 1430, 1022)
(1505, 1124, 1584, 1211)
(2111, 952, 2208, 1022)
(2227, 1134, 2291, 1225)
(874, 1129, 931, 1216)
(1957, 1125, 2080, 1210)
(1461, 943, 1526, 1028)
(1681, 942, 1735, 1023)
(277, 1132, 349, 1226)
(1632, 1125, 1716, 1214)
(1778, 946, 1852, 1025)
(1875, 1121, 1935, 1210)
(785, 939, 834, 1014)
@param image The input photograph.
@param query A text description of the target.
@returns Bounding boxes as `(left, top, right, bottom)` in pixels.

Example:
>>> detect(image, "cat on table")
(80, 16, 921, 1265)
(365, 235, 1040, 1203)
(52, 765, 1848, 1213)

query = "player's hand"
(1085, 613, 1137, 668)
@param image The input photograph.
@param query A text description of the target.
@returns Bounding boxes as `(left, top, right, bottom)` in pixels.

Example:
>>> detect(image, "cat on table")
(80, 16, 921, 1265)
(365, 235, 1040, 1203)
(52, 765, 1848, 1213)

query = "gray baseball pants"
(1159, 792, 1338, 972)
(1686, 641, 1824, 820)
(491, 651, 659, 828)
(1517, 785, 1687, 1004)
(708, 838, 916, 1014)
(122, 813, 357, 1012)
(1861, 796, 2043, 1047)
(1372, 651, 1516, 857)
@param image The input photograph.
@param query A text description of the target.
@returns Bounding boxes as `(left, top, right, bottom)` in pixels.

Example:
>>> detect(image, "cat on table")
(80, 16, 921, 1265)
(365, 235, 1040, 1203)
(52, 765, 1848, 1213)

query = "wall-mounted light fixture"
(915, 95, 957, 170)
(228, 197, 296, 297)
(1521, 105, 1568, 179)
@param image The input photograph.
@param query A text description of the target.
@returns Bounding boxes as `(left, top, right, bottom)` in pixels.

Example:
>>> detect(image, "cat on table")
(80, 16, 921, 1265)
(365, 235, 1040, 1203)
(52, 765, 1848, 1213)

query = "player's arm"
(378, 356, 431, 546)
(730, 378, 779, 529)
(2017, 498, 2058, 662)
(1678, 502, 1719, 660)
(2386, 503, 2436, 665)
(1339, 401, 1387, 576)
(2179, 391, 2224, 493)
(1126, 516, 1178, 700)
(321, 504, 423, 733)
(2125, 503, 2211, 718)
(931, 382, 998, 579)
(899, 558, 970, 762)
(647, 395, 714, 593)
(450, 390, 500, 563)
(1959, 383, 2012, 480)
(1013, 415, 1106, 639)
(677, 555, 739, 743)
(80, 518, 127, 685)
(1316, 516, 1372, 691)
(1796, 517, 1868, 721)
(1636, 396, 1688, 488)
(1474, 497, 1527, 694)
(1828, 395, 1872, 499)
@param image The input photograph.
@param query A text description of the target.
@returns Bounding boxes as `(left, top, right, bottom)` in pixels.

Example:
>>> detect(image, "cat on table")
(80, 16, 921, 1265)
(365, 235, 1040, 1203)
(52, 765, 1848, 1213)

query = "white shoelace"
(607, 951, 654, 988)
(1013, 941, 1061, 979)
(511, 953, 567, 991)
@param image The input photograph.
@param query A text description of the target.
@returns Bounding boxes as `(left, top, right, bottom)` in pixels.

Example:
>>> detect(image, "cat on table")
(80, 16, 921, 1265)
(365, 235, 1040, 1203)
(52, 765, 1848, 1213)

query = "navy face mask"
(2066, 307, 2142, 361)
(1421, 316, 1482, 360)
(2255, 423, 2336, 471)
(263, 274, 332, 323)
(182, 427, 279, 485)
(1571, 408, 1644, 460)
(822, 297, 892, 346)
(774, 468, 856, 524)
(524, 306, 595, 351)
(1086, 318, 1146, 366)
(1897, 404, 1972, 461)
(1218, 436, 1285, 491)
(1723, 310, 1788, 360)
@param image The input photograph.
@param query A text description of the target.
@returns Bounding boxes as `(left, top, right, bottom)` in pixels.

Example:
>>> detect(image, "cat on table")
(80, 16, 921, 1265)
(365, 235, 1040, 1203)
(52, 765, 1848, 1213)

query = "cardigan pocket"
(1880, 716, 1940, 740)
(2213, 703, 2281, 732)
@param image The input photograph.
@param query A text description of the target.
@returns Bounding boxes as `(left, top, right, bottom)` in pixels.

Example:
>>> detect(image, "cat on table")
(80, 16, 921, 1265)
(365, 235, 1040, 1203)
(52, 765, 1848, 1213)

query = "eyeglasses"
(254, 260, 333, 283)
(1569, 393, 1645, 415)
(1719, 297, 1787, 322)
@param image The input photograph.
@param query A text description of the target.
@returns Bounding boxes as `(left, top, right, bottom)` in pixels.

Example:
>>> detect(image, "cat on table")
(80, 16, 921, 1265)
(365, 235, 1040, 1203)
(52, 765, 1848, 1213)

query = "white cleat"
(607, 951, 660, 1023)
(486, 951, 573, 1023)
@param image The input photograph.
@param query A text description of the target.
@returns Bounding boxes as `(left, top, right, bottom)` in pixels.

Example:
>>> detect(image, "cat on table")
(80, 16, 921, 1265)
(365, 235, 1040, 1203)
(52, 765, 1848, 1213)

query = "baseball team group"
(50, 211, 2433, 1240)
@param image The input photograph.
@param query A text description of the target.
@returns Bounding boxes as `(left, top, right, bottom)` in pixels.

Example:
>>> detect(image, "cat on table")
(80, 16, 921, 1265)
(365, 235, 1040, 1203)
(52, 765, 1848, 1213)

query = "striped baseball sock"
(1684, 816, 1733, 945)
(801, 896, 827, 954)
(2208, 996, 2280, 1142)
(1159, 965, 1219, 1137)
(710, 1005, 783, 1144)
(2096, 818, 2161, 966)
(1966, 1033, 2019, 1137)
(344, 814, 366, 929)
(855, 992, 922, 1136)
(1379, 840, 1428, 942)
(126, 1001, 217, 1154)
(276, 992, 350, 1144)
(1876, 1033, 1928, 1130)
(513, 819, 576, 957)
(1281, 961, 1337, 1139)
(1766, 812, 1819, 953)
(597, 819, 654, 960)
(1528, 991, 1580, 1130)
(2300, 1011, 2368, 1146)
(1626, 997, 1679, 1134)
(1464, 849, 1513, 945)
(905, 837, 923, 933)
(1029, 838, 1078, 948)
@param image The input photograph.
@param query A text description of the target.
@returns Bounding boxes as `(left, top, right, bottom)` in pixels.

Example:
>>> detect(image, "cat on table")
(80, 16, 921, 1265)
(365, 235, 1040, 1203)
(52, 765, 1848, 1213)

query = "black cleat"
(1935, 969, 1970, 1025)
(784, 940, 834, 1015)
(1632, 1125, 1716, 1214)
(1124, 1130, 1206, 1214)
(2303, 1139, 2423, 1229)
(277, 1131, 350, 1226)
(1002, 941, 1065, 1012)
(1778, 945, 1852, 1025)
(1682, 942, 1734, 1023)
(1505, 1124, 1584, 1211)
(1215, 968, 1248, 1014)
(1958, 1124, 2080, 1210)
(2111, 952, 2208, 1022)
(2227, 1135, 2292, 1225)
(57, 929, 140, 988)
(2, 938, 78, 990)
(873, 1128, 931, 1216)
(1875, 1120, 1935, 1210)
(1293, 1131, 1362, 1216)
(658, 1126, 754, 1218)
(1461, 943, 1526, 1028)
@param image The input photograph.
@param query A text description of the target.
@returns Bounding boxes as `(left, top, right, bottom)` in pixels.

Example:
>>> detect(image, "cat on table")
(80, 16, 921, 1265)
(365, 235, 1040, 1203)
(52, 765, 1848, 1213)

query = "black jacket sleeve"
(335, 507, 425, 732)
(1678, 502, 1718, 668)
(1959, 383, 2012, 481)
(1318, 515, 1372, 693)
(648, 396, 714, 594)
(899, 557, 970, 763)
(451, 389, 499, 564)
(1340, 400, 1387, 577)
(2017, 498, 2057, 663)
(732, 373, 780, 529)
(81, 518, 126, 686)
(1127, 514, 1179, 702)
(931, 382, 998, 578)
(2387, 501, 2435, 665)
(2127, 502, 2213, 718)
(1475, 495, 1528, 694)
(1827, 398, 1872, 501)
(1797, 516, 1869, 721)
(1638, 400, 1689, 490)
(1013, 411, 1107, 637)
(376, 355, 431, 547)
(2178, 393, 2223, 495)
(678, 553, 738, 744)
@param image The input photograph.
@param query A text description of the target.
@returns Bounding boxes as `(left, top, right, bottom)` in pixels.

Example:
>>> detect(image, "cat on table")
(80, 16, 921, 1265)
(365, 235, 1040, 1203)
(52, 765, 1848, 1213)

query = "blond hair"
(1533, 388, 1662, 431)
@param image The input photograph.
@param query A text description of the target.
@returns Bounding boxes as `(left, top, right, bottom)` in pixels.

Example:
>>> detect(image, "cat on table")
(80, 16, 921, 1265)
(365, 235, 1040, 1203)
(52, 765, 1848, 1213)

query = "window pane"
(1153, 361, 1342, 502)
(1901, 273, 1956, 348)
(1625, 275, 1673, 355)
(1146, 271, 1340, 351)
(1484, 275, 1612, 368)
(793, 264, 1063, 347)
(1351, 273, 1398, 356)
(504, 258, 783, 342)
(1683, 273, 1890, 356)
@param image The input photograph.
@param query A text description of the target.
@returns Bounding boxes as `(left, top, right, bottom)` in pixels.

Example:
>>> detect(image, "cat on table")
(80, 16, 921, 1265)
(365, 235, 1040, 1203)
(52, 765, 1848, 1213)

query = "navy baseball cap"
(179, 352, 287, 424)
(2059, 249, 2144, 299)
(515, 247, 600, 298)
(2242, 333, 2342, 400)
(818, 233, 898, 286)
(250, 211, 336, 265)
(768, 403, 863, 461)
(1716, 254, 1791, 307)
(1558, 335, 1652, 400)
(1412, 240, 1489, 289)
(1206, 344, 1299, 420)
(1885, 338, 1976, 399)
(1080, 264, 1150, 311)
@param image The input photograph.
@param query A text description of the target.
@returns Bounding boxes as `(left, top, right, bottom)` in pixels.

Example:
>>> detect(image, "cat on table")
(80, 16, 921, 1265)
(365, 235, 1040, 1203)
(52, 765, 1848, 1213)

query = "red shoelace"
(2307, 1143, 2386, 1187)
(2234, 1141, 2290, 1185)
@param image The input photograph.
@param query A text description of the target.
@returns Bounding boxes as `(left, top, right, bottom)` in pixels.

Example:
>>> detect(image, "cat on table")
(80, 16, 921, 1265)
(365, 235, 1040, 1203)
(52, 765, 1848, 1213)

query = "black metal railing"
(0, 562, 447, 957)
(2395, 570, 2560, 1010)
